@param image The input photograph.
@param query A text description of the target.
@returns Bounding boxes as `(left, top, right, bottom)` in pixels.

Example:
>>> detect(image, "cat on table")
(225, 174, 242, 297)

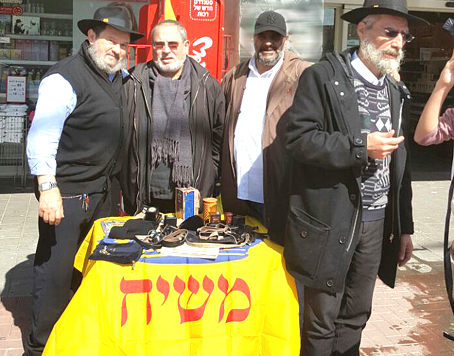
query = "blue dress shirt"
(27, 69, 128, 176)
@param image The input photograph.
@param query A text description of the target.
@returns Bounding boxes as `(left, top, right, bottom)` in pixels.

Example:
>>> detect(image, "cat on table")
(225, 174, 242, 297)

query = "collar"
(108, 68, 129, 82)
(351, 51, 385, 86)
(248, 52, 285, 78)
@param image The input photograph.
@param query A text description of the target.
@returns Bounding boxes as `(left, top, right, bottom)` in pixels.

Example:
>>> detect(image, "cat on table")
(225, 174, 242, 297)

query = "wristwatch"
(38, 182, 58, 192)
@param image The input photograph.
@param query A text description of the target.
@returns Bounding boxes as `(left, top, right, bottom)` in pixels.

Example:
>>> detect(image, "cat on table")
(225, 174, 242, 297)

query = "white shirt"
(351, 51, 385, 86)
(234, 54, 284, 203)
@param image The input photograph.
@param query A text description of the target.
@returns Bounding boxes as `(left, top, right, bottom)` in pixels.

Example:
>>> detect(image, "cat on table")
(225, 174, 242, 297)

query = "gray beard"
(360, 39, 404, 77)
(256, 47, 284, 67)
(87, 42, 126, 75)
(154, 56, 186, 74)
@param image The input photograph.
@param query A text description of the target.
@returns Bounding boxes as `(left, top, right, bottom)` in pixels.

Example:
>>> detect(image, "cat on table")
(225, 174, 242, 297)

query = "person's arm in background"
(414, 50, 454, 145)
(412, 51, 454, 259)
(26, 74, 76, 225)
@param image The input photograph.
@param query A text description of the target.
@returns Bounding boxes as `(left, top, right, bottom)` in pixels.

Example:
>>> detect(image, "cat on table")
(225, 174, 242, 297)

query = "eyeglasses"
(153, 41, 181, 51)
(384, 28, 415, 43)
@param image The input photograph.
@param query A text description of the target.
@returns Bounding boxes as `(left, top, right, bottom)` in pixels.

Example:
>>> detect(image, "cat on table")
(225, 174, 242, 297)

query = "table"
(43, 217, 300, 356)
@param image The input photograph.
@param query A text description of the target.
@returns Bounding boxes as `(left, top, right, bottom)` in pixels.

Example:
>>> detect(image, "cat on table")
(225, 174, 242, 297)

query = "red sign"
(0, 6, 23, 15)
(190, 0, 217, 21)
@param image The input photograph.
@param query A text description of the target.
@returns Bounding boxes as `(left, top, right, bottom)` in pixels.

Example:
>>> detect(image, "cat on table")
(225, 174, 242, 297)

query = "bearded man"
(121, 20, 224, 214)
(282, 1, 428, 355)
(25, 4, 143, 355)
(221, 10, 310, 240)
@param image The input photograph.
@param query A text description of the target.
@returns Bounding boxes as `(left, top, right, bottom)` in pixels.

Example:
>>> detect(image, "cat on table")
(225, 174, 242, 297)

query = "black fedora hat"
(341, 0, 429, 25)
(78, 4, 144, 41)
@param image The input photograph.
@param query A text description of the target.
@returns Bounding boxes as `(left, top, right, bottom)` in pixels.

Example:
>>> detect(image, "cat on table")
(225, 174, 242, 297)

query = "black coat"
(283, 48, 414, 293)
(121, 58, 225, 214)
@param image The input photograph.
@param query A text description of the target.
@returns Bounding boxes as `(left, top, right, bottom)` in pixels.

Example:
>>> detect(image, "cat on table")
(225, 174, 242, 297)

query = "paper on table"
(159, 243, 219, 259)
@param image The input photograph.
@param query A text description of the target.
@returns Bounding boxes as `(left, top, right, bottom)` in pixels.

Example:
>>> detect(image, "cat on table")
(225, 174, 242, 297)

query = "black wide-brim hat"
(341, 0, 429, 26)
(78, 4, 144, 42)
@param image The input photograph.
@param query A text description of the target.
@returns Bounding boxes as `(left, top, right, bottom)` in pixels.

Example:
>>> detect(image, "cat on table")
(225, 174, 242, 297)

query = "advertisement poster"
(6, 76, 26, 103)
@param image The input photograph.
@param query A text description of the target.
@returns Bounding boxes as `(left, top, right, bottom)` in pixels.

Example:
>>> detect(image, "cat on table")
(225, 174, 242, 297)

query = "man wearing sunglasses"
(122, 20, 224, 215)
(283, 1, 429, 355)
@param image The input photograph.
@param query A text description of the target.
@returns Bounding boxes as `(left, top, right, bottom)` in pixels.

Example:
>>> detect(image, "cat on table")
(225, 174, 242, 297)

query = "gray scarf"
(149, 59, 193, 187)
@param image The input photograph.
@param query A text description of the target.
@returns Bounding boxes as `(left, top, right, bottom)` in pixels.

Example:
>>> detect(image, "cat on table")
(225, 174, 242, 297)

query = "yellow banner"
(164, 0, 176, 21)
(44, 218, 300, 355)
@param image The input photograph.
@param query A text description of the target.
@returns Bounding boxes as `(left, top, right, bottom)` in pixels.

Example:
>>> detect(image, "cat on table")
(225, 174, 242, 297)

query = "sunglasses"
(153, 41, 181, 51)
(384, 28, 415, 43)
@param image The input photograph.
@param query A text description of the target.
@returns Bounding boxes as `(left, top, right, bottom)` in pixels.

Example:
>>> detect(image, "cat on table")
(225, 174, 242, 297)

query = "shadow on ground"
(1, 254, 34, 350)
(409, 137, 453, 181)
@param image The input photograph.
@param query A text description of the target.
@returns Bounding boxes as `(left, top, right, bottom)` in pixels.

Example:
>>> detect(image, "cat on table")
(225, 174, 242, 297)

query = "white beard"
(154, 56, 186, 74)
(360, 38, 404, 77)
(87, 42, 126, 75)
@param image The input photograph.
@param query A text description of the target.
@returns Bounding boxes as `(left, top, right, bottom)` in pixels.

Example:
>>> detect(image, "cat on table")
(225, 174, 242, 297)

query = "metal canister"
(203, 197, 217, 224)
(145, 206, 159, 222)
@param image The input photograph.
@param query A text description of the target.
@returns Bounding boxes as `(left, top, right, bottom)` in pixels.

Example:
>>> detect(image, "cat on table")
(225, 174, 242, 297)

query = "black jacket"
(44, 41, 128, 195)
(284, 48, 414, 293)
(121, 58, 225, 214)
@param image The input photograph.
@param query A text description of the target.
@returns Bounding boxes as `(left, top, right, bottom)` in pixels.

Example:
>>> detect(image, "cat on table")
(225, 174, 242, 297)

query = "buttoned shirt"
(351, 51, 385, 86)
(234, 54, 284, 203)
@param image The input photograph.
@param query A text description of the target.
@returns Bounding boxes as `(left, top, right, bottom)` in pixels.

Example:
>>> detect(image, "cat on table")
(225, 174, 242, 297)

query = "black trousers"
(24, 191, 112, 356)
(301, 219, 384, 356)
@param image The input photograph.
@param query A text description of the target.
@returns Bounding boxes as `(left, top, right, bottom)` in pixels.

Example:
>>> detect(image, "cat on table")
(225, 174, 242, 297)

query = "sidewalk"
(0, 181, 453, 355)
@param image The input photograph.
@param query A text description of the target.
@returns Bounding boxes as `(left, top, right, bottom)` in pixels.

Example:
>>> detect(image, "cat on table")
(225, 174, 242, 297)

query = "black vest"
(44, 41, 128, 194)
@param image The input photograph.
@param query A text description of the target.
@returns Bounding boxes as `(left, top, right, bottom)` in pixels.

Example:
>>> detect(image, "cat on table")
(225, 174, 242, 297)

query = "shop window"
(0, 0, 73, 104)
(239, 0, 324, 63)
(400, 11, 454, 136)
(322, 7, 335, 58)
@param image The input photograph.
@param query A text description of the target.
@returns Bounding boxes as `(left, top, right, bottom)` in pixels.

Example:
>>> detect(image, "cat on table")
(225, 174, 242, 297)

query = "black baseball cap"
(254, 11, 287, 37)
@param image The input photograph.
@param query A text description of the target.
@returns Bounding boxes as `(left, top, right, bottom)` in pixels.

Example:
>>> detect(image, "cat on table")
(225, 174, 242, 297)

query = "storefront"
(0, 0, 150, 105)
(1, 0, 454, 181)
(0, 1, 147, 183)
(1, 0, 454, 101)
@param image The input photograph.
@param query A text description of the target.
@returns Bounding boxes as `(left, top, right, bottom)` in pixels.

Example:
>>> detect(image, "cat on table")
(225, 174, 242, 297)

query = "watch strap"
(38, 182, 58, 191)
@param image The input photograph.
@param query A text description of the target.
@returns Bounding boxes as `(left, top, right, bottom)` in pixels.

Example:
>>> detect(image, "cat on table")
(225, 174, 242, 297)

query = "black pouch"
(89, 240, 143, 265)
(108, 219, 157, 239)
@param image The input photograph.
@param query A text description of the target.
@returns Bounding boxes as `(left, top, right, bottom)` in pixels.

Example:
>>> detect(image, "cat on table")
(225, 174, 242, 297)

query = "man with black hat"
(283, 1, 428, 354)
(221, 10, 310, 241)
(25, 3, 143, 355)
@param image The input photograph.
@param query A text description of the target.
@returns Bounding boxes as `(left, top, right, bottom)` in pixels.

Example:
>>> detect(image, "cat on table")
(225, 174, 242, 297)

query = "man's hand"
(398, 234, 413, 267)
(367, 130, 404, 159)
(39, 188, 64, 225)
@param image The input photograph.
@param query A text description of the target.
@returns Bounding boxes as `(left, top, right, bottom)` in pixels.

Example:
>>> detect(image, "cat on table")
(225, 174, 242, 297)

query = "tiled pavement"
(0, 182, 454, 355)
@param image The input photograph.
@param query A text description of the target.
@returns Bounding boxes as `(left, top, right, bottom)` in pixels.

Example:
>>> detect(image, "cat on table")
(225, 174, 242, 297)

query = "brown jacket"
(221, 51, 311, 243)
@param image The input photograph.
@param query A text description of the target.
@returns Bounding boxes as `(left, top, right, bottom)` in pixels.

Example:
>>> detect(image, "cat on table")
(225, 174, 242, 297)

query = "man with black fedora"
(25, 3, 143, 355)
(283, 1, 428, 354)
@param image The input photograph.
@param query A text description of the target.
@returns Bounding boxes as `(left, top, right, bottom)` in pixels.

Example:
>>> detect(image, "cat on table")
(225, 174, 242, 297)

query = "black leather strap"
(443, 176, 454, 340)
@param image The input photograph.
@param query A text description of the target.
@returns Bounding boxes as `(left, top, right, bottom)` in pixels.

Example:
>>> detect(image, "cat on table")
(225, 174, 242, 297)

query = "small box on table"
(175, 187, 200, 221)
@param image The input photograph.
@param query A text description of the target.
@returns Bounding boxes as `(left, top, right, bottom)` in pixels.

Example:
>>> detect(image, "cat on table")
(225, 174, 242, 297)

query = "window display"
(0, 0, 73, 103)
